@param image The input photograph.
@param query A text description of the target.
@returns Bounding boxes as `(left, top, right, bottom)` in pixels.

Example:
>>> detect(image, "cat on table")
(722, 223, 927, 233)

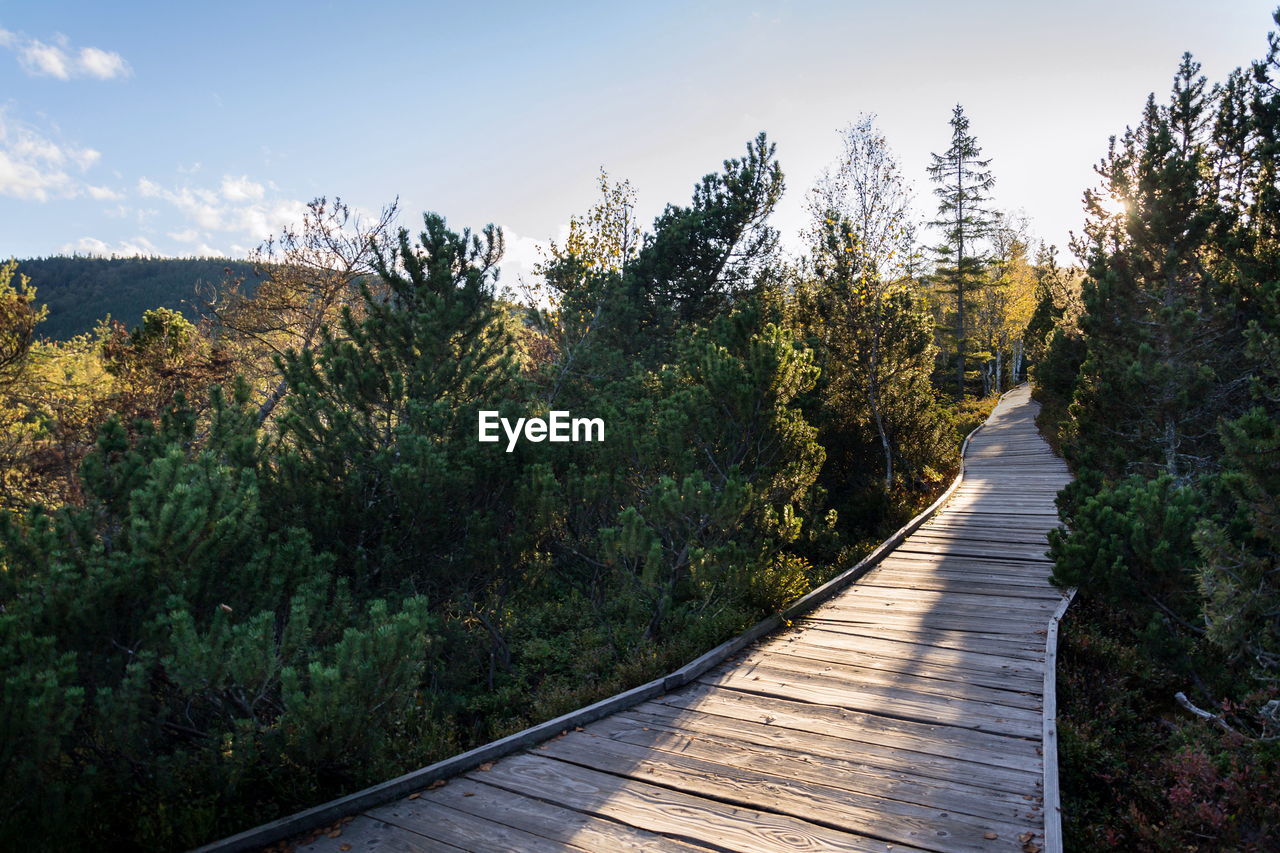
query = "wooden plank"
(877, 553, 1055, 571)
(294, 817, 455, 852)
(807, 607, 1051, 638)
(654, 686, 1044, 772)
(909, 529, 1055, 547)
(699, 664, 1043, 738)
(370, 796, 587, 853)
(869, 566, 1060, 589)
(894, 542, 1054, 563)
(733, 649, 1042, 710)
(420, 779, 711, 852)
(474, 753, 926, 853)
(804, 610, 1048, 637)
(836, 586, 1063, 613)
(608, 704, 1040, 796)
(714, 657, 1043, 720)
(758, 638, 1044, 693)
(881, 550, 1056, 570)
(869, 566, 1058, 590)
(854, 578, 1064, 600)
(909, 525, 1055, 542)
(791, 622, 1048, 659)
(768, 630, 1046, 680)
(817, 594, 1056, 618)
(537, 733, 1036, 853)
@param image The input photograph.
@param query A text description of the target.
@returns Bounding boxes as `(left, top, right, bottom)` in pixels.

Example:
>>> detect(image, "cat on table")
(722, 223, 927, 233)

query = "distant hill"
(12, 256, 267, 340)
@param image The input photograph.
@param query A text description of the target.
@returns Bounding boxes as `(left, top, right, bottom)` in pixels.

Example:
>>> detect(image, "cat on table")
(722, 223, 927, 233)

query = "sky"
(1, 0, 1277, 284)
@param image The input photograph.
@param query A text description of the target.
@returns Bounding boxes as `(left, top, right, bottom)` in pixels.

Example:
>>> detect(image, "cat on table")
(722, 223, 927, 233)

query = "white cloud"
(57, 235, 160, 257)
(1, 30, 130, 80)
(221, 175, 264, 201)
(71, 147, 100, 170)
(56, 234, 224, 259)
(86, 184, 122, 200)
(0, 109, 101, 201)
(19, 39, 71, 79)
(135, 174, 308, 252)
(77, 46, 130, 80)
(499, 228, 549, 277)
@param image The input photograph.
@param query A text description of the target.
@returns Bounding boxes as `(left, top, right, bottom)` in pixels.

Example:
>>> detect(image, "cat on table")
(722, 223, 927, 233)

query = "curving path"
(229, 386, 1073, 853)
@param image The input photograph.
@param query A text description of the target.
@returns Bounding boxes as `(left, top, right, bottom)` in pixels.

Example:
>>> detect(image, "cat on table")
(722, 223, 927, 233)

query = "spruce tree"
(927, 105, 996, 398)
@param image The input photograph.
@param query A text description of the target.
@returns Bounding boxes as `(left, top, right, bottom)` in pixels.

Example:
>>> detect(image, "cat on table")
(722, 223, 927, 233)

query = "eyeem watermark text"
(478, 410, 604, 452)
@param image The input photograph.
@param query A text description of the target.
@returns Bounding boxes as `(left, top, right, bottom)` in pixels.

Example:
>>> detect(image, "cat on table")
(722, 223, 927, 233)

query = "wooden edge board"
(1042, 587, 1076, 853)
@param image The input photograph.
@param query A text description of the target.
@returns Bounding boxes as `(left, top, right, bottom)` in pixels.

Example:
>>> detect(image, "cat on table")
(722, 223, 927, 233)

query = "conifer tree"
(272, 213, 526, 595)
(1066, 56, 1235, 482)
(1193, 15, 1280, 678)
(623, 133, 784, 346)
(928, 105, 996, 398)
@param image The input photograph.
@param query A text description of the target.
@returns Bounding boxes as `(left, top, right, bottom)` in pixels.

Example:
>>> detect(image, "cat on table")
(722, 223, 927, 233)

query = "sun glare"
(1097, 192, 1128, 218)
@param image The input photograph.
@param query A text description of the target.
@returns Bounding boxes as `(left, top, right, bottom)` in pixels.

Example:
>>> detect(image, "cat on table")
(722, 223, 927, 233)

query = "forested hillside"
(13, 256, 264, 340)
(0, 114, 1049, 849)
(1035, 14, 1280, 850)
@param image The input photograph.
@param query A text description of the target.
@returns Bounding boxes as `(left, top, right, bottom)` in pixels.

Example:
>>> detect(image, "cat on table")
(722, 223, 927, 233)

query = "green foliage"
(600, 304, 824, 638)
(1050, 474, 1204, 617)
(1047, 18, 1280, 848)
(804, 215, 948, 491)
(620, 132, 784, 351)
(1195, 408, 1280, 674)
(272, 212, 529, 596)
(1067, 55, 1241, 481)
(0, 388, 442, 849)
(1029, 328, 1086, 454)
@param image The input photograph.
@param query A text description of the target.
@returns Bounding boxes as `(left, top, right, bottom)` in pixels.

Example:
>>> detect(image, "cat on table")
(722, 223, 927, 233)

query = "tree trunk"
(870, 380, 892, 490)
(995, 348, 1003, 393)
(956, 158, 967, 400)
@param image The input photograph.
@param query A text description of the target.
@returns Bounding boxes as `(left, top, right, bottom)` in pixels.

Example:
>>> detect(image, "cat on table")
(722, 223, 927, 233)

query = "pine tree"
(272, 212, 526, 595)
(1066, 56, 1235, 482)
(623, 133, 784, 346)
(927, 105, 996, 398)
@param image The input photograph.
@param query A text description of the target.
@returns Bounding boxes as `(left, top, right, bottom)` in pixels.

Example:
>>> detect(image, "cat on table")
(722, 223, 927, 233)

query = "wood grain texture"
(209, 385, 1074, 853)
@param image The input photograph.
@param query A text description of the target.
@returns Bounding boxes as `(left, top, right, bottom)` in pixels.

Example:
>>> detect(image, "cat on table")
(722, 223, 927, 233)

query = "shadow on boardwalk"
(232, 387, 1074, 853)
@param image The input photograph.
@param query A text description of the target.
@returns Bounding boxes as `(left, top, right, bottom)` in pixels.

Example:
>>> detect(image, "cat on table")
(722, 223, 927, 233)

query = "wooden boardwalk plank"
(420, 780, 713, 852)
(536, 733, 1035, 852)
(473, 754, 924, 853)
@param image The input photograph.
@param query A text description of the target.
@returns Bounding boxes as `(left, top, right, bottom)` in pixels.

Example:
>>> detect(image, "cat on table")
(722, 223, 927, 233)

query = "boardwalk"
(277, 387, 1073, 853)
